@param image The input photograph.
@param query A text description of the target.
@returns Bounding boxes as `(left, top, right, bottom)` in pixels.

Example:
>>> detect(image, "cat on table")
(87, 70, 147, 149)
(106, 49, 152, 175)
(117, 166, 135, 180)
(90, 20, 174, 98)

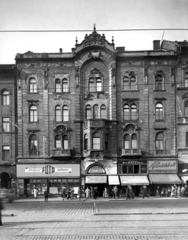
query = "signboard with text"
(148, 160, 177, 173)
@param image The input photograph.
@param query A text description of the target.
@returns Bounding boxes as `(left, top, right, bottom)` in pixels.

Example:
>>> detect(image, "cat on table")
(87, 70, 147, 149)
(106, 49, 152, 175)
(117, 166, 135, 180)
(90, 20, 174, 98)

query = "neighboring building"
(0, 64, 16, 189)
(176, 41, 188, 184)
(1, 27, 187, 197)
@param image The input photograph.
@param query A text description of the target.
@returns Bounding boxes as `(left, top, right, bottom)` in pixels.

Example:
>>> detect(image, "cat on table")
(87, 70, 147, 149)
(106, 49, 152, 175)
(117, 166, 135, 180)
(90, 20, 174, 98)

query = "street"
(1, 197, 188, 240)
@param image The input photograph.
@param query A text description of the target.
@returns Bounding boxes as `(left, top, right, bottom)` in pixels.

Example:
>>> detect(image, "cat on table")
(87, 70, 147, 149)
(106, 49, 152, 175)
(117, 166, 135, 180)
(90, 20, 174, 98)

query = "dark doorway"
(1, 172, 11, 189)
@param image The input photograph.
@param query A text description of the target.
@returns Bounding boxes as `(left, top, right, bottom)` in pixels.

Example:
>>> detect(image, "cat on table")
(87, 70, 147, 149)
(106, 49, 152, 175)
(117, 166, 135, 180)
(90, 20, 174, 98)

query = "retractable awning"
(85, 176, 107, 184)
(181, 176, 188, 184)
(108, 176, 120, 185)
(120, 176, 149, 186)
(149, 174, 181, 184)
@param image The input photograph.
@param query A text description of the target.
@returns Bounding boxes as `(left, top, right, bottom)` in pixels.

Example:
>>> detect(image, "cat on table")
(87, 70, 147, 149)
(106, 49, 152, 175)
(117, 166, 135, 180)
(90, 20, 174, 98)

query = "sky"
(0, 0, 188, 64)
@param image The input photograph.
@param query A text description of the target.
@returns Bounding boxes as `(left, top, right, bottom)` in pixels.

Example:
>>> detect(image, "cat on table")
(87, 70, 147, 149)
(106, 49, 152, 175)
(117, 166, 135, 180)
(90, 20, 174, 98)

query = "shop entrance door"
(1, 172, 11, 189)
(85, 184, 106, 197)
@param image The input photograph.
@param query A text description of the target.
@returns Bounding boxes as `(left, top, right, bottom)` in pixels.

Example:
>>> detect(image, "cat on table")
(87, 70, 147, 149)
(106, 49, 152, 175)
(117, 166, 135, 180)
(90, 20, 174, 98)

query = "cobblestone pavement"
(1, 198, 188, 240)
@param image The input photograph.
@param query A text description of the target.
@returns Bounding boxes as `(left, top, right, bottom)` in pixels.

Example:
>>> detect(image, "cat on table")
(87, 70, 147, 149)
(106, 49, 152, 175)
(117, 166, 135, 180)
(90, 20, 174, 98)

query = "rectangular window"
(2, 145, 10, 160)
(185, 72, 188, 87)
(2, 118, 10, 132)
(141, 165, 147, 174)
(134, 165, 139, 174)
(186, 132, 188, 147)
(93, 138, 100, 149)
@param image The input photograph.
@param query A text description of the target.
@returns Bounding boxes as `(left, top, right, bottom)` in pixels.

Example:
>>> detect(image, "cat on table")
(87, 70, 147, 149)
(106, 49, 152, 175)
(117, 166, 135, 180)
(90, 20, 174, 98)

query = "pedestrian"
(93, 187, 97, 199)
(103, 187, 108, 198)
(0, 197, 4, 226)
(85, 187, 90, 199)
(67, 188, 71, 200)
(77, 187, 80, 201)
(177, 185, 181, 198)
(71, 187, 74, 200)
(90, 186, 94, 199)
(44, 190, 49, 202)
(170, 185, 174, 197)
(181, 185, 185, 197)
(113, 186, 118, 199)
(61, 186, 66, 200)
(156, 186, 160, 197)
(33, 187, 38, 199)
(126, 185, 134, 200)
(142, 185, 149, 198)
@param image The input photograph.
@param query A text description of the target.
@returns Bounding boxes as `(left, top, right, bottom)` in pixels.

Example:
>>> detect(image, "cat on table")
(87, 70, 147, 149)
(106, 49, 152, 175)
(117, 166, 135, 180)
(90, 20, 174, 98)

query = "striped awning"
(120, 176, 149, 186)
(149, 174, 181, 184)
(108, 176, 120, 185)
(85, 176, 107, 184)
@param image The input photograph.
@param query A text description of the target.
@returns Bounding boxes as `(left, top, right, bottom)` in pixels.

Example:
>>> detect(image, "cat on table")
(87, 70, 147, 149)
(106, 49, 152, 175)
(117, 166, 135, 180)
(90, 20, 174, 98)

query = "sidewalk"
(14, 195, 188, 202)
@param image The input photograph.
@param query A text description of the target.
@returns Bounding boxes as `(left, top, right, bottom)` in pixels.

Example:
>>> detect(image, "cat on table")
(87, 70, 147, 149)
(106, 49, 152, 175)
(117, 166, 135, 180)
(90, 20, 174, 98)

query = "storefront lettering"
(25, 166, 72, 174)
(55, 168, 71, 173)
(25, 168, 42, 172)
(149, 161, 176, 170)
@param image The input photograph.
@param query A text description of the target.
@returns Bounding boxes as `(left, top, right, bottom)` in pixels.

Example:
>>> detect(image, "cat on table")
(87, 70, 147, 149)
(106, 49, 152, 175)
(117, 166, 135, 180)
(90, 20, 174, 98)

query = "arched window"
(2, 90, 9, 105)
(55, 79, 61, 92)
(29, 105, 38, 122)
(131, 134, 137, 149)
(185, 101, 188, 117)
(123, 105, 130, 120)
(92, 132, 100, 149)
(156, 132, 164, 150)
(84, 134, 88, 150)
(63, 135, 68, 149)
(62, 78, 68, 92)
(89, 78, 95, 92)
(131, 104, 137, 120)
(155, 103, 164, 120)
(124, 134, 130, 149)
(123, 76, 129, 90)
(55, 135, 61, 148)
(96, 78, 102, 91)
(29, 78, 37, 93)
(100, 105, 107, 119)
(93, 104, 99, 119)
(29, 134, 37, 155)
(105, 134, 108, 150)
(130, 76, 137, 90)
(155, 74, 163, 90)
(85, 105, 92, 120)
(55, 105, 61, 122)
(62, 105, 69, 121)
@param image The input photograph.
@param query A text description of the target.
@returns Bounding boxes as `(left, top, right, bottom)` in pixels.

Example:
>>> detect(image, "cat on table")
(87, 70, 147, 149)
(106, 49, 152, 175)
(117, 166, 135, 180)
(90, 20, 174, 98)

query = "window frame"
(2, 145, 10, 160)
(29, 78, 37, 93)
(122, 74, 138, 91)
(2, 90, 10, 105)
(123, 133, 138, 149)
(62, 105, 69, 122)
(29, 134, 38, 156)
(2, 117, 10, 132)
(155, 132, 164, 150)
(29, 105, 38, 122)
(155, 102, 164, 120)
(92, 132, 101, 150)
(55, 105, 62, 122)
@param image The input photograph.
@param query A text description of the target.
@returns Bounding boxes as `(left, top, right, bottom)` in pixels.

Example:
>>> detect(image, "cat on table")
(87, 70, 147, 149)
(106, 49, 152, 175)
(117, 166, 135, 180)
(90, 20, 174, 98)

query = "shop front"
(148, 160, 181, 196)
(178, 161, 188, 185)
(16, 164, 80, 197)
(118, 160, 149, 196)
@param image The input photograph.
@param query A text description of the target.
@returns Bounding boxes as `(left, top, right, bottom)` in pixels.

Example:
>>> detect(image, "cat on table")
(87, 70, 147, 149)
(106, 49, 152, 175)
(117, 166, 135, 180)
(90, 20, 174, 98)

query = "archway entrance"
(0, 172, 11, 189)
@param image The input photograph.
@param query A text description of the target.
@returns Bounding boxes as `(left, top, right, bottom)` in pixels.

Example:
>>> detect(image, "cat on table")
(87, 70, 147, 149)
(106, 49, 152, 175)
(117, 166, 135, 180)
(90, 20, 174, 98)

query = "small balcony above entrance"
(52, 149, 72, 157)
(121, 148, 142, 156)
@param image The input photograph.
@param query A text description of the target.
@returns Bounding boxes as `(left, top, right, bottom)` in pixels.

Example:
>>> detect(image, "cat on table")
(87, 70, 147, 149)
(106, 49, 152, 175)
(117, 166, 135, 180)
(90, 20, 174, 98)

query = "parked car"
(0, 188, 16, 203)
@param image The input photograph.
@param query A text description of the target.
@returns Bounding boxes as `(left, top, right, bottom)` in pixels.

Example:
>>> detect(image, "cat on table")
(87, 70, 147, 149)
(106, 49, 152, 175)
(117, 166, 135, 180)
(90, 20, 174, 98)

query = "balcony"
(121, 148, 141, 156)
(28, 150, 40, 157)
(155, 149, 167, 155)
(52, 149, 72, 157)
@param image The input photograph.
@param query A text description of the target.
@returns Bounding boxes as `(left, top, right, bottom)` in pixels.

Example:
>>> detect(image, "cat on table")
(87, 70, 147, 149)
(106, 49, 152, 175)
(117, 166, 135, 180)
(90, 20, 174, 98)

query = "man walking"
(44, 190, 49, 202)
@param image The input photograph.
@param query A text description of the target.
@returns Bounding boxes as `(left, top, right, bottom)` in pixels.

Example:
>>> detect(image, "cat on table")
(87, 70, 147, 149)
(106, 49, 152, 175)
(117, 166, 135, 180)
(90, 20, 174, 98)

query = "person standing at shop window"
(44, 190, 49, 202)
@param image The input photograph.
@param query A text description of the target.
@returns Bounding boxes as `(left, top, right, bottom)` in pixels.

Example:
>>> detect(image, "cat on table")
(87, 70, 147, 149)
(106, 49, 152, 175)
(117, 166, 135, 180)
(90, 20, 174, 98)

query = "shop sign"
(17, 164, 80, 177)
(25, 166, 72, 174)
(123, 161, 147, 165)
(148, 160, 177, 173)
(49, 187, 58, 194)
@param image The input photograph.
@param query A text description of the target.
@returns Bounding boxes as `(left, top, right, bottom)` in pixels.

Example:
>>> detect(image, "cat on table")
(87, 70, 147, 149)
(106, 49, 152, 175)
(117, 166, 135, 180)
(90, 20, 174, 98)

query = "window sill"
(121, 90, 139, 92)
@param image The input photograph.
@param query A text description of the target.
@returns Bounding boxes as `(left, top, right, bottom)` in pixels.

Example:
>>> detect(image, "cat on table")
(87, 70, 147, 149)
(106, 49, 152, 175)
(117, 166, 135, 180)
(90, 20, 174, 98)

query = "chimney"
(153, 40, 160, 50)
(59, 48, 62, 53)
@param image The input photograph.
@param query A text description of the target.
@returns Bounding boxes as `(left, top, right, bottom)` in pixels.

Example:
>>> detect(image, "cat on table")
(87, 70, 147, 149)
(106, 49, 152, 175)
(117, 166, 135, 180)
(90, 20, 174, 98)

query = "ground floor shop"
(0, 165, 16, 190)
(16, 163, 80, 197)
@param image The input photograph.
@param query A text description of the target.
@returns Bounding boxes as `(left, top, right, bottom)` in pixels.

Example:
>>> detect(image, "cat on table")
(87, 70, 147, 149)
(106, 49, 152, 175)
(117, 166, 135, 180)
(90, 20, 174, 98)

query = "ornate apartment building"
(1, 27, 188, 197)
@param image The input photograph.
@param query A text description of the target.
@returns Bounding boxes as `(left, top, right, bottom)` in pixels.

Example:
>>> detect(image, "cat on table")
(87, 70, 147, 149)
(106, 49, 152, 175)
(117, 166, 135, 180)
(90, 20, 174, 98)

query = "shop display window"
(121, 164, 147, 174)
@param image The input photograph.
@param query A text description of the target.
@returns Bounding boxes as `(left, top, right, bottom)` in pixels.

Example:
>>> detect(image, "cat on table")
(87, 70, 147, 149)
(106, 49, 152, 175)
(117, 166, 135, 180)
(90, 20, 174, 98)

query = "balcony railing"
(28, 150, 40, 157)
(155, 149, 167, 155)
(121, 148, 141, 156)
(52, 149, 72, 157)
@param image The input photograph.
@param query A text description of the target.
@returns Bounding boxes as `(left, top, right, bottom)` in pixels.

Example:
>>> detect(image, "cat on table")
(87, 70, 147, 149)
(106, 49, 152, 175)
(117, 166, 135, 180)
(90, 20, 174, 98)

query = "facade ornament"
(44, 68, 49, 89)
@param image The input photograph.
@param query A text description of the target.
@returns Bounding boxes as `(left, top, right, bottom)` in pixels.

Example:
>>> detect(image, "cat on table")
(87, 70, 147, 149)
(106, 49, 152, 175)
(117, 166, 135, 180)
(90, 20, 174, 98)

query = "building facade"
(0, 65, 16, 189)
(1, 27, 187, 197)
